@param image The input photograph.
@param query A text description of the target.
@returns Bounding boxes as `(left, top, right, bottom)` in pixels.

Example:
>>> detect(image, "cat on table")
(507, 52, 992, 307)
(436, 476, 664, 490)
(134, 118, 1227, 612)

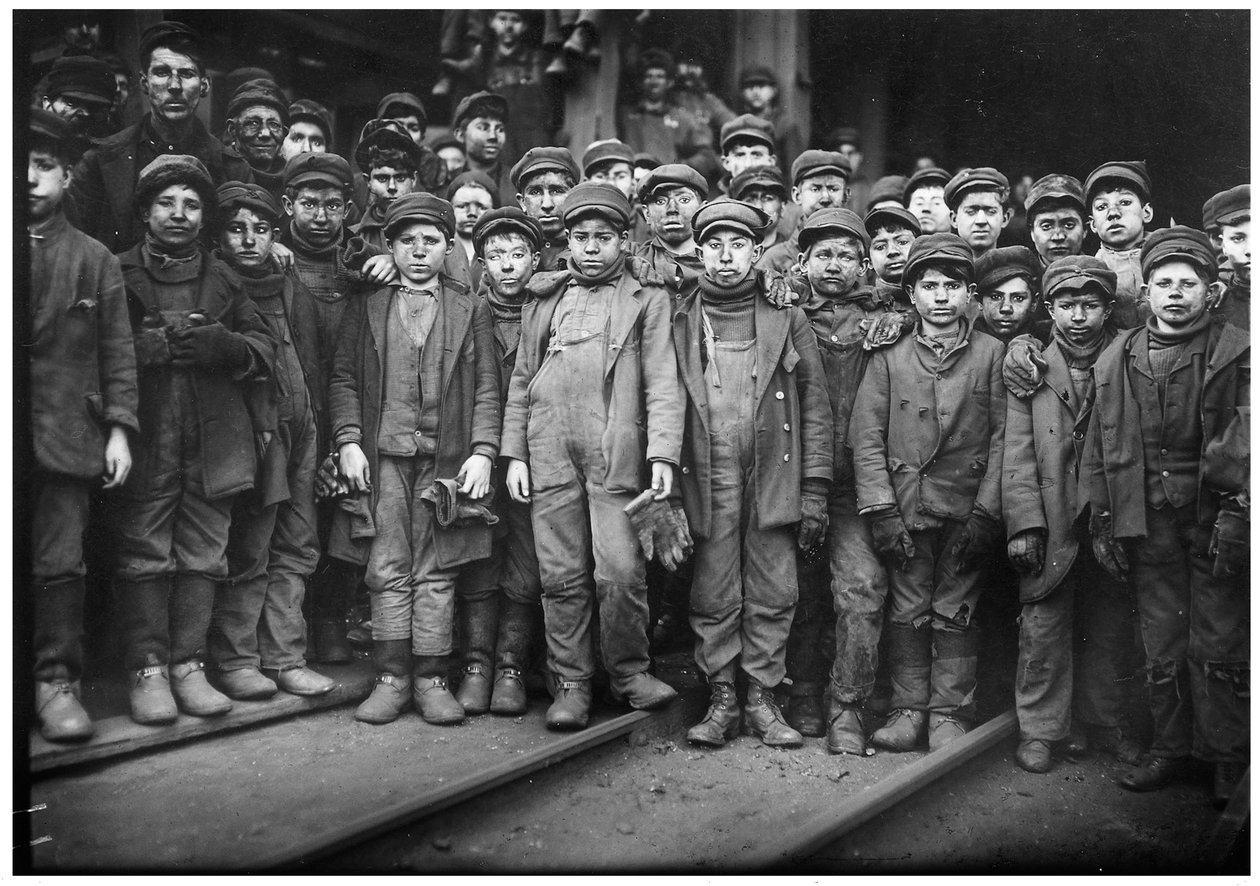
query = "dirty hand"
(758, 268, 801, 308)
(797, 493, 829, 551)
(1209, 506, 1249, 579)
(168, 320, 250, 370)
(315, 453, 345, 499)
(134, 322, 172, 367)
(1007, 528, 1045, 576)
(362, 253, 400, 285)
(505, 459, 531, 504)
(1089, 510, 1129, 583)
(861, 311, 914, 351)
(1003, 335, 1049, 399)
(457, 453, 494, 500)
(101, 426, 132, 489)
(650, 461, 674, 500)
(627, 253, 668, 288)
(869, 508, 915, 571)
(949, 510, 1003, 573)
(338, 442, 372, 494)
(254, 430, 273, 464)
(269, 241, 294, 272)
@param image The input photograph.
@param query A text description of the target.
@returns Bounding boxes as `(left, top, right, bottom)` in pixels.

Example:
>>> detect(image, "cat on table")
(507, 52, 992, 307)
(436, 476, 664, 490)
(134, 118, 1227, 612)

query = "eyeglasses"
(237, 118, 286, 138)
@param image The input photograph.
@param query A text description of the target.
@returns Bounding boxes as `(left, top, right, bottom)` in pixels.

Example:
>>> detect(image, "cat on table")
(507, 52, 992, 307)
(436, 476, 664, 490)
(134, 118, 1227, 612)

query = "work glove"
(1089, 510, 1129, 583)
(869, 508, 915, 571)
(1007, 528, 1046, 576)
(625, 490, 693, 572)
(797, 493, 829, 552)
(657, 504, 695, 573)
(1003, 334, 1049, 399)
(1209, 505, 1249, 579)
(757, 268, 800, 308)
(134, 308, 172, 367)
(168, 314, 250, 370)
(948, 510, 1004, 573)
(861, 311, 915, 351)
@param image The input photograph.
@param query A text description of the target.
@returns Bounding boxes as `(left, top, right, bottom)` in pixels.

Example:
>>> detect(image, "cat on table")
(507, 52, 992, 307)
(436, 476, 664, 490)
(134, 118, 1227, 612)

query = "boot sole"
(419, 714, 465, 725)
(546, 718, 589, 731)
(40, 724, 95, 743)
(826, 740, 867, 756)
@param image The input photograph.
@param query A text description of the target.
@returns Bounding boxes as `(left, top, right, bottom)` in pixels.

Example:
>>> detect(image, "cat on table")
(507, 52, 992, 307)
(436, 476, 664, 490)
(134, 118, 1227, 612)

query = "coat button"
(1162, 470, 1170, 477)
(1073, 430, 1084, 440)
(1161, 448, 1168, 455)
(831, 335, 839, 342)
(415, 430, 423, 436)
(775, 391, 784, 400)
(681, 466, 690, 474)
(783, 453, 790, 462)
(783, 423, 791, 431)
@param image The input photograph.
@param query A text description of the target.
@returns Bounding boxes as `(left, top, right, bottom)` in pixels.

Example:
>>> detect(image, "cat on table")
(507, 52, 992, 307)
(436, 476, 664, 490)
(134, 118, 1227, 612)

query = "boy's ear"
(964, 283, 977, 301)
(1139, 282, 1151, 304)
(453, 125, 466, 143)
(1141, 203, 1154, 225)
(618, 230, 629, 250)
(790, 184, 801, 205)
(1000, 207, 1014, 228)
(751, 243, 764, 264)
(199, 79, 208, 98)
(281, 194, 295, 218)
(1207, 280, 1227, 310)
(530, 252, 540, 270)
(949, 209, 959, 230)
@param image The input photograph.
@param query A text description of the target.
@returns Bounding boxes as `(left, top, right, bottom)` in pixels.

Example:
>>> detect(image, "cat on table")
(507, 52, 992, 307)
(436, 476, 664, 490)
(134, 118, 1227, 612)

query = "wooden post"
(561, 14, 624, 152)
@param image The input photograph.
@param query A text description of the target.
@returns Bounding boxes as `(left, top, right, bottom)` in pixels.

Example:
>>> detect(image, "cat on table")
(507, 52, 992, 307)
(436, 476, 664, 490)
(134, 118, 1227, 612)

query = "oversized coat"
(500, 270, 684, 492)
(328, 276, 502, 567)
(672, 289, 833, 539)
(1088, 320, 1250, 538)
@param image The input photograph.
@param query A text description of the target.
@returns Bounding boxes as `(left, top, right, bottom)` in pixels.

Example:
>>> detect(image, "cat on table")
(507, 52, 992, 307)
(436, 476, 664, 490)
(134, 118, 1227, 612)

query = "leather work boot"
(688, 682, 740, 747)
(871, 708, 926, 751)
(214, 667, 278, 701)
(266, 665, 336, 696)
(1118, 755, 1187, 793)
(35, 680, 93, 742)
(610, 672, 678, 710)
(1090, 725, 1145, 766)
(355, 639, 412, 724)
(170, 659, 233, 717)
(455, 595, 498, 715)
(546, 679, 592, 731)
(744, 683, 803, 748)
(412, 655, 465, 724)
(786, 683, 826, 738)
(490, 599, 536, 715)
(490, 667, 528, 715)
(1213, 761, 1246, 809)
(928, 712, 970, 751)
(456, 663, 493, 714)
(1016, 738, 1054, 773)
(826, 704, 868, 756)
(129, 655, 178, 726)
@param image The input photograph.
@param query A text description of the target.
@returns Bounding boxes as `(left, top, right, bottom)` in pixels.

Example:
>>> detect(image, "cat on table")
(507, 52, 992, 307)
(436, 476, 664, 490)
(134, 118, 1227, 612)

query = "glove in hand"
(1209, 507, 1249, 579)
(1003, 335, 1049, 399)
(1007, 528, 1046, 576)
(861, 311, 914, 351)
(798, 493, 829, 551)
(168, 318, 249, 369)
(1089, 510, 1129, 583)
(869, 509, 915, 571)
(949, 510, 1003, 573)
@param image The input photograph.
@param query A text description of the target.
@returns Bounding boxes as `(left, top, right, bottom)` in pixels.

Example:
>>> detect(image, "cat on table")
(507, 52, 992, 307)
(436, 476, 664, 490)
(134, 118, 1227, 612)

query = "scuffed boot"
(455, 595, 498, 715)
(215, 667, 278, 700)
(546, 679, 592, 730)
(169, 575, 232, 716)
(928, 712, 971, 750)
(744, 682, 803, 747)
(610, 672, 678, 710)
(687, 681, 740, 747)
(413, 655, 464, 724)
(355, 639, 412, 724)
(170, 659, 233, 717)
(490, 599, 536, 715)
(871, 708, 926, 751)
(826, 703, 868, 756)
(1016, 738, 1053, 773)
(928, 626, 979, 750)
(1090, 725, 1145, 766)
(33, 578, 93, 741)
(35, 680, 93, 742)
(786, 682, 826, 738)
(129, 656, 178, 725)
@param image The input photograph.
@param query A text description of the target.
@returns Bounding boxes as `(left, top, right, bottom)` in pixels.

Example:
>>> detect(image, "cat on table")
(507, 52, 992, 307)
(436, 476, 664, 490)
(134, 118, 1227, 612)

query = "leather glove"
(949, 510, 1003, 573)
(168, 316, 250, 370)
(869, 508, 915, 571)
(861, 311, 915, 351)
(798, 493, 829, 552)
(1089, 510, 1129, 583)
(1007, 528, 1046, 576)
(757, 268, 803, 308)
(1003, 334, 1049, 399)
(626, 253, 669, 288)
(134, 326, 172, 367)
(1209, 506, 1249, 579)
(657, 504, 695, 573)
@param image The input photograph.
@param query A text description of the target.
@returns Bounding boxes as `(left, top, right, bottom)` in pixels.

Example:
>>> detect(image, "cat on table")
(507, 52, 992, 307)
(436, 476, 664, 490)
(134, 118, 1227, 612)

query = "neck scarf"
(568, 253, 626, 287)
(1148, 311, 1211, 349)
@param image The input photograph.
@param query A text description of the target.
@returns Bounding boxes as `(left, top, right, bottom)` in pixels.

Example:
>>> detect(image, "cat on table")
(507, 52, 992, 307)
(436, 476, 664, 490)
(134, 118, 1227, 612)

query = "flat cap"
(1140, 226, 1216, 280)
(44, 55, 115, 106)
(902, 232, 974, 283)
(282, 152, 353, 191)
(691, 197, 772, 243)
(637, 163, 709, 203)
(30, 105, 73, 142)
(472, 206, 543, 256)
(632, 151, 661, 171)
(869, 174, 910, 208)
(227, 81, 288, 122)
(562, 181, 633, 229)
(225, 67, 274, 96)
(452, 90, 509, 129)
(791, 149, 852, 186)
(1085, 160, 1151, 203)
(376, 92, 427, 129)
(903, 167, 951, 201)
(829, 126, 861, 150)
(288, 99, 332, 141)
(1202, 184, 1250, 229)
(864, 204, 921, 238)
(511, 146, 579, 190)
(582, 139, 635, 175)
(354, 118, 423, 172)
(799, 207, 869, 253)
(1025, 173, 1085, 215)
(134, 154, 215, 216)
(974, 246, 1038, 291)
(383, 192, 455, 241)
(720, 114, 775, 153)
(216, 180, 281, 224)
(446, 169, 500, 206)
(943, 167, 1009, 209)
(139, 20, 202, 63)
(739, 65, 778, 88)
(1041, 255, 1118, 301)
(729, 165, 787, 200)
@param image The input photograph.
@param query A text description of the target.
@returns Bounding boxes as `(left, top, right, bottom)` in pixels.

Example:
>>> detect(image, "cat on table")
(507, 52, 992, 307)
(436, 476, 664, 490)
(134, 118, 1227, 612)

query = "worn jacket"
(118, 245, 275, 500)
(500, 269, 684, 492)
(328, 277, 501, 566)
(29, 211, 139, 479)
(673, 287, 833, 538)
(852, 318, 1006, 524)
(1088, 320, 1249, 538)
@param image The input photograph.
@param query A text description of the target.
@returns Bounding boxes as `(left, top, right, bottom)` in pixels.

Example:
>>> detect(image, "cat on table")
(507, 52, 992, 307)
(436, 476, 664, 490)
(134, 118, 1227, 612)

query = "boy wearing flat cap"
(1004, 255, 1143, 775)
(1085, 160, 1155, 328)
(758, 150, 852, 276)
(349, 120, 424, 254)
(717, 114, 778, 196)
(1203, 184, 1250, 331)
(330, 192, 501, 726)
(282, 99, 332, 163)
(945, 167, 1012, 259)
(783, 208, 896, 752)
(1026, 174, 1087, 272)
(448, 170, 500, 291)
(1087, 226, 1249, 806)
(209, 181, 335, 701)
(502, 182, 684, 730)
(40, 54, 116, 138)
(676, 198, 832, 750)
(904, 167, 953, 236)
(451, 208, 547, 716)
(735, 66, 802, 178)
(27, 108, 138, 742)
(583, 139, 645, 243)
(634, 163, 709, 296)
(865, 204, 922, 311)
(974, 246, 1044, 344)
(451, 91, 514, 206)
(376, 92, 448, 194)
(731, 166, 790, 252)
(511, 146, 579, 272)
(852, 233, 1006, 753)
(111, 154, 276, 726)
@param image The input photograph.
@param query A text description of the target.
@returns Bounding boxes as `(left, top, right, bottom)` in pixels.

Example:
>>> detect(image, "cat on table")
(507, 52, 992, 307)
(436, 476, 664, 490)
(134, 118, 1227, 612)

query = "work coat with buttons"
(852, 317, 1006, 525)
(672, 287, 833, 539)
(1002, 333, 1114, 603)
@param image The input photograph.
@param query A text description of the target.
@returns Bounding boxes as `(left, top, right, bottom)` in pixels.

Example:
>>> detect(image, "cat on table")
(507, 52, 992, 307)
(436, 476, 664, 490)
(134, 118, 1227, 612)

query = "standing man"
(735, 66, 802, 179)
(618, 49, 719, 185)
(222, 80, 289, 199)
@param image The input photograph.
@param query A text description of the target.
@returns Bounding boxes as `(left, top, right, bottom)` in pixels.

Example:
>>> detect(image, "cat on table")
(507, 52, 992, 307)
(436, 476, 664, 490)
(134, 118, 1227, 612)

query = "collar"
(28, 210, 68, 241)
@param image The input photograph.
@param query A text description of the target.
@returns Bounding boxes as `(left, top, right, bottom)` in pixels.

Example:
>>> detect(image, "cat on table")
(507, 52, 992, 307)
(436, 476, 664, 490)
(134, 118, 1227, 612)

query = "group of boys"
(27, 18, 1249, 812)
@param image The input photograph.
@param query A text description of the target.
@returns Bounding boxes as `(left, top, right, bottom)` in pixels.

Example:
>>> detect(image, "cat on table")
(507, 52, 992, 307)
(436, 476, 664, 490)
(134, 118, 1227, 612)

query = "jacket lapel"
(752, 297, 790, 406)
(1043, 344, 1080, 416)
(441, 287, 473, 395)
(673, 295, 710, 432)
(605, 274, 641, 379)
(366, 287, 392, 377)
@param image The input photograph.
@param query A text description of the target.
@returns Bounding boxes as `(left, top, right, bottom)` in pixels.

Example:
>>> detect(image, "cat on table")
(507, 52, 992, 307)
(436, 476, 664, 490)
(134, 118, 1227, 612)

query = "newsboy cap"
(791, 150, 851, 186)
(562, 181, 633, 229)
(355, 118, 423, 172)
(139, 20, 203, 65)
(134, 154, 215, 217)
(288, 99, 333, 142)
(864, 205, 921, 238)
(227, 81, 288, 122)
(581, 139, 635, 176)
(1025, 173, 1085, 216)
(511, 146, 579, 190)
(383, 192, 455, 241)
(902, 232, 974, 284)
(472, 206, 543, 256)
(1140, 226, 1217, 281)
(216, 180, 281, 224)
(738, 65, 778, 88)
(729, 165, 787, 200)
(869, 175, 910, 209)
(446, 170, 500, 206)
(30, 105, 73, 143)
(44, 55, 115, 106)
(376, 92, 428, 129)
(1202, 184, 1250, 229)
(637, 163, 709, 203)
(452, 91, 509, 129)
(1085, 160, 1152, 203)
(1042, 255, 1118, 301)
(691, 197, 771, 243)
(720, 114, 775, 154)
(829, 126, 861, 150)
(943, 167, 1010, 210)
(903, 167, 951, 202)
(799, 207, 869, 253)
(974, 246, 1038, 292)
(282, 152, 353, 191)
